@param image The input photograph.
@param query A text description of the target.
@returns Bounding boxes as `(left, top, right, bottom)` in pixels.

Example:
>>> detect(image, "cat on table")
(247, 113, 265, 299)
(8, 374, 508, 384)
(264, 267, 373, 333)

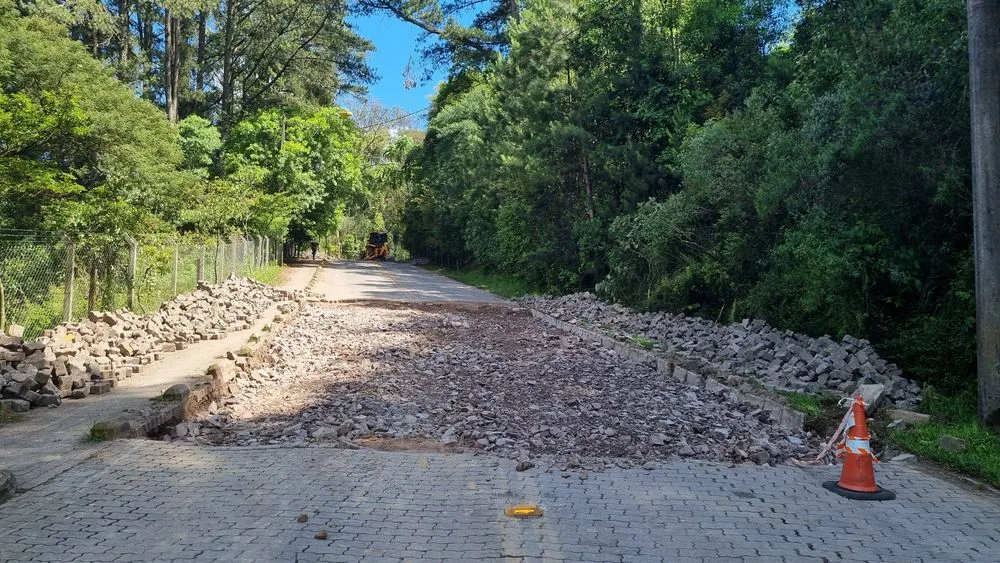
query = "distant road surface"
(313, 260, 502, 303)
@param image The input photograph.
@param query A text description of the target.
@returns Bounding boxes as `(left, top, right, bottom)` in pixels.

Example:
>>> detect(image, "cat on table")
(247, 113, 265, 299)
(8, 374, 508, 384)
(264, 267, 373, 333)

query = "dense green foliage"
(0, 0, 419, 334)
(0, 0, 392, 245)
(1, 1, 184, 236)
(403, 0, 975, 389)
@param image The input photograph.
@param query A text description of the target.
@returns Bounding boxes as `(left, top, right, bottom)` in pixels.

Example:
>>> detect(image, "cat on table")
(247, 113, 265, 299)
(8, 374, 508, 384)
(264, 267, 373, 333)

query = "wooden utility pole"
(969, 0, 1000, 428)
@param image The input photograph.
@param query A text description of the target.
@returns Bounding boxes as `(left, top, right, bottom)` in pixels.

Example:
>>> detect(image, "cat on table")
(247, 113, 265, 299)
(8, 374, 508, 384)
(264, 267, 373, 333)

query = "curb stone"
(306, 264, 322, 291)
(528, 308, 806, 431)
(0, 469, 14, 503)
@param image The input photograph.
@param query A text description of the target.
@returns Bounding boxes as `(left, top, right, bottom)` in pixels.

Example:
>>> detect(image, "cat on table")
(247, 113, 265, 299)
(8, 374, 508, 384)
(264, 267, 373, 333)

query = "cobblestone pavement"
(1, 440, 998, 562)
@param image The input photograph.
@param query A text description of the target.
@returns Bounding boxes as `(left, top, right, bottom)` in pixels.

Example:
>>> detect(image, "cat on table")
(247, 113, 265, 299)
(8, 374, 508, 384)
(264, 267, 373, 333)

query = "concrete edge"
(89, 300, 304, 441)
(528, 309, 805, 431)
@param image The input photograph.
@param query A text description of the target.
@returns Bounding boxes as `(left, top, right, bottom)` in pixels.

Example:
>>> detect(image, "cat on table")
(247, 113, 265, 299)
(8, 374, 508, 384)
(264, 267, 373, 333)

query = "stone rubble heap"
(518, 293, 920, 407)
(171, 303, 819, 469)
(1, 277, 298, 412)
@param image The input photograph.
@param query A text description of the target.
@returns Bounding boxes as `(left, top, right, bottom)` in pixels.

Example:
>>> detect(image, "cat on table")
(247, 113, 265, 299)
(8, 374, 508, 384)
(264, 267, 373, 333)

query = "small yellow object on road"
(505, 504, 543, 518)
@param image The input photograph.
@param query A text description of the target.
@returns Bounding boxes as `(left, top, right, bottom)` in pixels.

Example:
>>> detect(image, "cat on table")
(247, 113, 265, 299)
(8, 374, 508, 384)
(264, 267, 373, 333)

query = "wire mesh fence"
(0, 231, 284, 338)
(0, 231, 72, 338)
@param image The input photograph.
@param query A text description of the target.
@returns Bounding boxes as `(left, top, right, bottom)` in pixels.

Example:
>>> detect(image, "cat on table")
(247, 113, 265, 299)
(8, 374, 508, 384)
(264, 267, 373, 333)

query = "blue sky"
(348, 14, 447, 126)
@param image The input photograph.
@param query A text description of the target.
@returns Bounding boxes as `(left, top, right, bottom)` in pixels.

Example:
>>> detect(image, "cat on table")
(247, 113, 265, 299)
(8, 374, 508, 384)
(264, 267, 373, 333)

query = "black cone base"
(823, 480, 896, 501)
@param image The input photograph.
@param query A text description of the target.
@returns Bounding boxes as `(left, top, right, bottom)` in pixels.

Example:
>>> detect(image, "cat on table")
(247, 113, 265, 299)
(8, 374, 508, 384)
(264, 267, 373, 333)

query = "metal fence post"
(197, 245, 205, 282)
(62, 236, 75, 322)
(0, 279, 5, 335)
(125, 235, 138, 310)
(171, 243, 179, 296)
(214, 239, 221, 283)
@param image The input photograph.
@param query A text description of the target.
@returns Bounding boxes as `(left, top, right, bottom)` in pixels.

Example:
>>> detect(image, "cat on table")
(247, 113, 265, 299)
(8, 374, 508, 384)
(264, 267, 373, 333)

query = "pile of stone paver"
(173, 303, 819, 469)
(1, 277, 297, 412)
(518, 293, 921, 407)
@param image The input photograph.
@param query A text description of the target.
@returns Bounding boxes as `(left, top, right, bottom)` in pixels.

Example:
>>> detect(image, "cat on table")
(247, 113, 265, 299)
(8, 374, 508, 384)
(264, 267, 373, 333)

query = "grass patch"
(779, 391, 843, 435)
(428, 267, 538, 299)
(780, 392, 826, 418)
(85, 423, 109, 442)
(630, 335, 656, 350)
(890, 388, 1000, 487)
(248, 264, 284, 285)
(0, 405, 24, 425)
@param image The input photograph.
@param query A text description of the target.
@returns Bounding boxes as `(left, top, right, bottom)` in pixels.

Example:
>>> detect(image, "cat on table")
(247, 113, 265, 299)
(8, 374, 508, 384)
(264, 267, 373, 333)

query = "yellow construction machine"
(360, 231, 390, 261)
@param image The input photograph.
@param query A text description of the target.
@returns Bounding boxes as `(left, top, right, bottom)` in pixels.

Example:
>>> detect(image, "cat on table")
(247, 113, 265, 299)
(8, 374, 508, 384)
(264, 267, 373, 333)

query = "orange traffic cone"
(822, 397, 896, 501)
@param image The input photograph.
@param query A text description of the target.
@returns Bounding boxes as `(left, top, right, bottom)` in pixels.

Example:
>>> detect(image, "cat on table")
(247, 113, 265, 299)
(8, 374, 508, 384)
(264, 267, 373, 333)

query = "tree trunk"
(138, 6, 153, 98)
(119, 0, 130, 65)
(141, 8, 153, 53)
(197, 10, 207, 92)
(969, 0, 1000, 429)
(221, 0, 236, 136)
(580, 150, 595, 220)
(165, 10, 180, 123)
(165, 8, 174, 122)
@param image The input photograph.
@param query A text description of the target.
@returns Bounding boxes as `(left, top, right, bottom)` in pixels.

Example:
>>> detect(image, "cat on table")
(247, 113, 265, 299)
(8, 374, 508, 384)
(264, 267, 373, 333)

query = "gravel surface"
(169, 302, 819, 468)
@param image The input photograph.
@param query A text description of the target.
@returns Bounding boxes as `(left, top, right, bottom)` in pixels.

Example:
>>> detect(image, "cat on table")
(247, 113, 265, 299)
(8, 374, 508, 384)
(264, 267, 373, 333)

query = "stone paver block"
(0, 440, 998, 562)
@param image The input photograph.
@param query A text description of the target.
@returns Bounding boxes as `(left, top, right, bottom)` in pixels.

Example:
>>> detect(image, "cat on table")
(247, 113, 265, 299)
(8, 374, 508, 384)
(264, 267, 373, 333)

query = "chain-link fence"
(0, 231, 284, 338)
(0, 230, 72, 338)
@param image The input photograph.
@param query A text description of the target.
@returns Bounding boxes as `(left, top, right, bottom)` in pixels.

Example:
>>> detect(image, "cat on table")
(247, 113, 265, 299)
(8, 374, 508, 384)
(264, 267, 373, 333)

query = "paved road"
(1, 441, 998, 563)
(3, 263, 1000, 562)
(315, 261, 501, 303)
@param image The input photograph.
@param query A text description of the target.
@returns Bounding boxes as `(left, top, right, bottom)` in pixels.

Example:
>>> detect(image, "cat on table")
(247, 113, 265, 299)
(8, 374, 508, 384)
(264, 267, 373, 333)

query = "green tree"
(0, 1, 188, 232)
(224, 107, 365, 243)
